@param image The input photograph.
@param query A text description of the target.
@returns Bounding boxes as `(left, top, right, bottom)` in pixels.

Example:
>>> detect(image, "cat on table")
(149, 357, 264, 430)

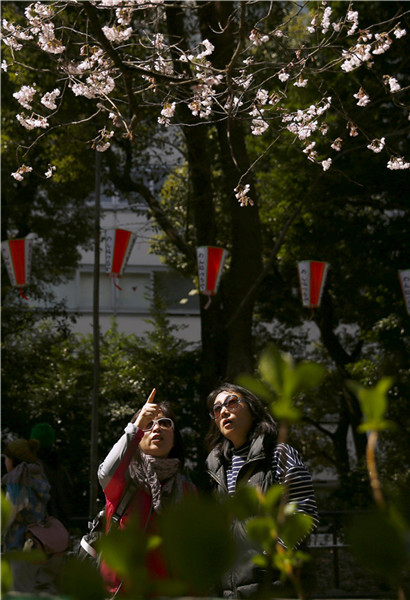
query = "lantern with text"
(105, 228, 136, 290)
(1, 237, 33, 299)
(297, 260, 329, 308)
(399, 270, 410, 315)
(197, 246, 228, 308)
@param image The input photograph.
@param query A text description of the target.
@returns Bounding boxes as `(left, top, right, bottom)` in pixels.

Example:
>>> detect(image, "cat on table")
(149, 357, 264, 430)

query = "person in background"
(29, 422, 73, 528)
(1, 437, 61, 594)
(205, 383, 319, 599)
(98, 388, 196, 596)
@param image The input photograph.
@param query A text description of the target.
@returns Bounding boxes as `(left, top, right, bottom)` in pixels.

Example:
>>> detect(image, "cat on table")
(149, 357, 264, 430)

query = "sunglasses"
(142, 417, 174, 432)
(210, 394, 243, 420)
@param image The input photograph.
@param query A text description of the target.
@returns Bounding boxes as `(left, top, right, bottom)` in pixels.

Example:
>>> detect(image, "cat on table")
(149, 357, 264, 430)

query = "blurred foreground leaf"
(346, 506, 409, 585)
(59, 556, 106, 600)
(347, 377, 396, 432)
(159, 495, 235, 595)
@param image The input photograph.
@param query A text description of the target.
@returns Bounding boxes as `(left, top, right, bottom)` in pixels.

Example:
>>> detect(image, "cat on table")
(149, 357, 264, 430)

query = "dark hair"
(205, 383, 278, 457)
(131, 401, 185, 465)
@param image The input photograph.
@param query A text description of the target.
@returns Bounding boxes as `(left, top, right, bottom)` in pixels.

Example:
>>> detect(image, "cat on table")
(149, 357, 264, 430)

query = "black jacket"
(206, 435, 318, 599)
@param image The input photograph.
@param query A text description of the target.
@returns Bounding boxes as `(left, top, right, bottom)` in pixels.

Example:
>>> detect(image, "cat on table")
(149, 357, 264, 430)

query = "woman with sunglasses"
(97, 389, 195, 596)
(205, 383, 318, 599)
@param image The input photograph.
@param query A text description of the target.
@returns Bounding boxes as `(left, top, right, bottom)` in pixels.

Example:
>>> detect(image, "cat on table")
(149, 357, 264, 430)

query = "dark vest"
(206, 435, 284, 599)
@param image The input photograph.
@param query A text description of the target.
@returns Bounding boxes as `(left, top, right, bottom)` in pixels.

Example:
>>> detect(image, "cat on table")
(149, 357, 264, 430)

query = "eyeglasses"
(210, 394, 243, 420)
(142, 417, 174, 432)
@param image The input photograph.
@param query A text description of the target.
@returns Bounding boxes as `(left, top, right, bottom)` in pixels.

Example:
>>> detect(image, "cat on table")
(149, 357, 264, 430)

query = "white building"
(52, 197, 201, 342)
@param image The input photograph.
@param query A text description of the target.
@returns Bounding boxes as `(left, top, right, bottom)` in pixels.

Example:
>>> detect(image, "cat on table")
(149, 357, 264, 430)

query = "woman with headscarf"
(97, 388, 196, 596)
(2, 437, 63, 594)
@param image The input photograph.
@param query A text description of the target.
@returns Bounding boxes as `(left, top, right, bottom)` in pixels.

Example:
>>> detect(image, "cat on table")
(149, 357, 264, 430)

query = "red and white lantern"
(1, 237, 33, 299)
(399, 269, 410, 315)
(297, 260, 329, 308)
(105, 228, 136, 289)
(197, 246, 228, 308)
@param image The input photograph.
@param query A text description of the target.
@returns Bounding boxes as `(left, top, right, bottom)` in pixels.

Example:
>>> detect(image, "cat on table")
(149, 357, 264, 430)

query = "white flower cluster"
(11, 165, 33, 181)
(158, 102, 176, 127)
(72, 72, 115, 98)
(321, 6, 332, 34)
(394, 27, 407, 39)
(387, 157, 410, 170)
(93, 127, 114, 152)
(249, 29, 269, 46)
(196, 39, 215, 59)
(353, 87, 370, 107)
(2, 18, 33, 51)
(373, 32, 392, 55)
(102, 25, 133, 43)
(384, 76, 401, 93)
(13, 85, 37, 110)
(235, 184, 253, 207)
(341, 43, 372, 72)
(283, 97, 332, 141)
(45, 164, 56, 178)
(16, 113, 49, 129)
(249, 88, 269, 135)
(38, 21, 65, 54)
(346, 10, 359, 36)
(331, 137, 343, 151)
(367, 138, 385, 153)
(41, 88, 60, 110)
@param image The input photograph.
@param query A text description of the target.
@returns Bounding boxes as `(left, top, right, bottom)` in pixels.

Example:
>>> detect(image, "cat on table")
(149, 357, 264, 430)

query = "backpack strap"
(110, 480, 139, 528)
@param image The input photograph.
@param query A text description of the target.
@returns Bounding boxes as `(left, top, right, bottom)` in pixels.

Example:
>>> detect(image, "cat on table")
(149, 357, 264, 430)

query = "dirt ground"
(307, 547, 405, 599)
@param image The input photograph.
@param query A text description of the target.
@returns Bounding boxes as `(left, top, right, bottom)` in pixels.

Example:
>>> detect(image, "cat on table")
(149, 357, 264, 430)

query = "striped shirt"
(227, 442, 250, 495)
(226, 442, 319, 531)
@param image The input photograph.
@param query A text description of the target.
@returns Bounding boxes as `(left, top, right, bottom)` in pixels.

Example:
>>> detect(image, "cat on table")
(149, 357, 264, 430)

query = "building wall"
(52, 201, 201, 342)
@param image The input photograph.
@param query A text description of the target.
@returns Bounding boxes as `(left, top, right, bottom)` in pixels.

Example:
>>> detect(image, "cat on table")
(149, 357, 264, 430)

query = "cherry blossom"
(11, 165, 33, 181)
(394, 27, 407, 39)
(331, 138, 343, 151)
(367, 138, 385, 154)
(161, 102, 176, 118)
(13, 85, 37, 110)
(249, 29, 269, 46)
(353, 88, 370, 107)
(41, 88, 60, 110)
(384, 76, 401, 93)
(387, 157, 410, 170)
(16, 113, 49, 130)
(321, 158, 332, 171)
(2, 0, 409, 187)
(235, 184, 253, 207)
(45, 164, 56, 178)
(102, 25, 133, 43)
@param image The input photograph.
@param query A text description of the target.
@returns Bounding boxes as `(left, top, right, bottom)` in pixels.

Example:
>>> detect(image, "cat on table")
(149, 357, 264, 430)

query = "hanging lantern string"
(109, 274, 122, 290)
(204, 291, 212, 310)
(19, 287, 28, 300)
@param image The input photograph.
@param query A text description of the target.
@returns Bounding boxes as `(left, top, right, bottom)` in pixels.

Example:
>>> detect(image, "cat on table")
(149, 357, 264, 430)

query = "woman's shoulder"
(270, 442, 305, 466)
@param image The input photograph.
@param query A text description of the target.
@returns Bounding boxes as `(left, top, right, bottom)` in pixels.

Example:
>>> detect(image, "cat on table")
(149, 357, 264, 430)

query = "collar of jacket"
(206, 435, 267, 490)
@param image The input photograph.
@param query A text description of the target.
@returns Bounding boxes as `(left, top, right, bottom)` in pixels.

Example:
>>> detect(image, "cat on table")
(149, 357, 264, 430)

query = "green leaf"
(236, 374, 274, 404)
(1, 491, 12, 529)
(159, 495, 235, 594)
(346, 507, 409, 584)
(259, 345, 290, 395)
(347, 377, 396, 432)
(229, 485, 262, 520)
(279, 512, 313, 550)
(271, 399, 301, 422)
(59, 556, 106, 600)
(1, 558, 12, 597)
(263, 484, 285, 515)
(246, 516, 277, 549)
